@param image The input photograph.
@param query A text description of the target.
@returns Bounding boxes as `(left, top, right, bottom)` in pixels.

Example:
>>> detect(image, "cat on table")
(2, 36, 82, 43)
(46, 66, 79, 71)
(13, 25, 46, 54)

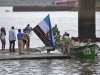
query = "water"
(0, 58, 100, 75)
(0, 6, 100, 75)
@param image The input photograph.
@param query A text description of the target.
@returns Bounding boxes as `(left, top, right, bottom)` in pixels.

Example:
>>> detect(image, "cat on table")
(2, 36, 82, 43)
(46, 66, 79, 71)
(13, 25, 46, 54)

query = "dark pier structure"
(13, 5, 73, 11)
(78, 0, 100, 42)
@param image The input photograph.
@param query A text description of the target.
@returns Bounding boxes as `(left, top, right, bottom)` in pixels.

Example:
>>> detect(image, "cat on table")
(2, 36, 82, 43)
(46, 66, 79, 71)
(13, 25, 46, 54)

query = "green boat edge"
(43, 44, 100, 59)
(71, 44, 100, 59)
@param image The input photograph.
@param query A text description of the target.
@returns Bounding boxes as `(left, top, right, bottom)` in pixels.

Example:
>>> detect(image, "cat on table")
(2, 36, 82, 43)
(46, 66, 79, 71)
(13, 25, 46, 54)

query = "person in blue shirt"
(17, 29, 27, 54)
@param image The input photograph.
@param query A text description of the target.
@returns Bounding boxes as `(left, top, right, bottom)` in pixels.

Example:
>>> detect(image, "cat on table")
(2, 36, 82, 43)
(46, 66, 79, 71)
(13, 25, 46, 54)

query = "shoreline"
(1, 5, 100, 11)
(0, 48, 71, 60)
(13, 5, 74, 11)
(71, 7, 100, 11)
(12, 5, 100, 11)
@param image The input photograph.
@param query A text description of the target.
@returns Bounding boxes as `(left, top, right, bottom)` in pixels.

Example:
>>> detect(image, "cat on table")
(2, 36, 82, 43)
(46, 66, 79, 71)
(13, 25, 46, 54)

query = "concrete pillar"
(78, 0, 96, 39)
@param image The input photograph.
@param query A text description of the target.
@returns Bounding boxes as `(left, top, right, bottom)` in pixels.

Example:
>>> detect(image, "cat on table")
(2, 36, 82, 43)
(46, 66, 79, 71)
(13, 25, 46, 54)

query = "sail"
(33, 14, 56, 47)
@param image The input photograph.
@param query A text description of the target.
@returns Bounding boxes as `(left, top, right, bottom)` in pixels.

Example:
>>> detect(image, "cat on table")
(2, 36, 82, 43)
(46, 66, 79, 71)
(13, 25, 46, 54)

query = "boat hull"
(71, 44, 100, 59)
(43, 44, 100, 59)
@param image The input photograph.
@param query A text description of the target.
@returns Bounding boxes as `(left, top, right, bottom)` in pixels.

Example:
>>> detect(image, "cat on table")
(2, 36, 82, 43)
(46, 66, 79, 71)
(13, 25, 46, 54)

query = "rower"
(55, 31, 62, 47)
(62, 33, 71, 55)
(87, 39, 92, 45)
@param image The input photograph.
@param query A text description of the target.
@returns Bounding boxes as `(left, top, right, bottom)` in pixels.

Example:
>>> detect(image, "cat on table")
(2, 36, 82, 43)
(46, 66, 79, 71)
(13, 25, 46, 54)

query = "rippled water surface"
(0, 7, 100, 75)
(0, 57, 100, 75)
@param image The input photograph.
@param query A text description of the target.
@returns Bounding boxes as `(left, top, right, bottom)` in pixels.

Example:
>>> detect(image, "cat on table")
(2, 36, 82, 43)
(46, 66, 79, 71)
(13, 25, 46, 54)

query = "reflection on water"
(0, 56, 100, 75)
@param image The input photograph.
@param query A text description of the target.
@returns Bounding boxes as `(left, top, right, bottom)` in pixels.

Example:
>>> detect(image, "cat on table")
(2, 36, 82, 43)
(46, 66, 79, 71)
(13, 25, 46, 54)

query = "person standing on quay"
(17, 29, 27, 54)
(23, 29, 29, 53)
(52, 24, 58, 36)
(9, 26, 16, 52)
(25, 24, 31, 50)
(0, 27, 6, 52)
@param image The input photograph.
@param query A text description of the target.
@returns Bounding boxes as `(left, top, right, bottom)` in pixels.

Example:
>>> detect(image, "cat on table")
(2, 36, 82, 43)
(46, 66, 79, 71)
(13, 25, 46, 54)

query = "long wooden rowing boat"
(43, 44, 100, 59)
(71, 44, 100, 59)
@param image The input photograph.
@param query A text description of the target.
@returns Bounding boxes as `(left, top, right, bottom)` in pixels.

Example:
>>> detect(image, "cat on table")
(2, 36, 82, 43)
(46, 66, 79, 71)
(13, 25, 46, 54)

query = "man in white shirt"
(9, 26, 16, 52)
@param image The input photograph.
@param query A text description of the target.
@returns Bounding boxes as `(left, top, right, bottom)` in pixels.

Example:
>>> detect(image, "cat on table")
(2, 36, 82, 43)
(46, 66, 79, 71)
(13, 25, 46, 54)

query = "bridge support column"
(78, 0, 96, 39)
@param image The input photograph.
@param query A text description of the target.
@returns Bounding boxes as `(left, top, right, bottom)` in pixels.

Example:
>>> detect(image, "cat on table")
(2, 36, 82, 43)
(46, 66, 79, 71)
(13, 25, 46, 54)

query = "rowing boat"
(32, 15, 100, 59)
(43, 44, 100, 59)
(71, 44, 100, 59)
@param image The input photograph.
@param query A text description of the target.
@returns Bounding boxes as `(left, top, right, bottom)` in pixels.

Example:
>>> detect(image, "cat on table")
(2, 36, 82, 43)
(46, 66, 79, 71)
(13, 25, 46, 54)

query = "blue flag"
(33, 14, 56, 47)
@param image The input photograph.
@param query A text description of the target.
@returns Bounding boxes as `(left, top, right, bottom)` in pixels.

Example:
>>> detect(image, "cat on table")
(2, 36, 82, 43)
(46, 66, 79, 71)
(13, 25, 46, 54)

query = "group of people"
(0, 24, 92, 55)
(52, 24, 92, 55)
(0, 24, 31, 55)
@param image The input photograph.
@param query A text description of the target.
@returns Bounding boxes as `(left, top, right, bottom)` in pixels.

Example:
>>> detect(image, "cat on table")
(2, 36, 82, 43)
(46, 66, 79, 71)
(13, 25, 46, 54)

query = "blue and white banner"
(33, 14, 56, 47)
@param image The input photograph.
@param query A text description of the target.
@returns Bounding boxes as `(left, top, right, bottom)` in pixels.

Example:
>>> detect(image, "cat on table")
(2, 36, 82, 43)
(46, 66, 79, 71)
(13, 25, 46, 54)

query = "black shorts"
(23, 40, 27, 43)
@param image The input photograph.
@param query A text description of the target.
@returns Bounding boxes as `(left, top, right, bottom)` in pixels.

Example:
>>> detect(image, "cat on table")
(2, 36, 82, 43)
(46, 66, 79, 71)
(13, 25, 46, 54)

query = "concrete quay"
(0, 49, 71, 60)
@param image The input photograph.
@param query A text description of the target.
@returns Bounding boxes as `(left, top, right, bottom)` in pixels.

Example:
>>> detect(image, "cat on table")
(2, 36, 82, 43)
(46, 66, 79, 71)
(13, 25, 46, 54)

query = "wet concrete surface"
(0, 48, 71, 60)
